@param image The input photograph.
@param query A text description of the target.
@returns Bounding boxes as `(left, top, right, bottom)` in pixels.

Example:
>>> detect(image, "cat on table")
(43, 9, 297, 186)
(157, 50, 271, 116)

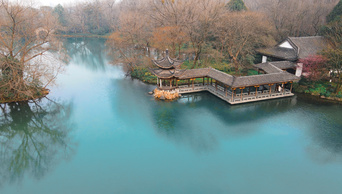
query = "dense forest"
(0, 0, 341, 102)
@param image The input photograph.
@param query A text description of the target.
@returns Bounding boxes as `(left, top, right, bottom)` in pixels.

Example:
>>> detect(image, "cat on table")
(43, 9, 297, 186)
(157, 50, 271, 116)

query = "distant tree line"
(103, 0, 339, 72)
(51, 0, 117, 35)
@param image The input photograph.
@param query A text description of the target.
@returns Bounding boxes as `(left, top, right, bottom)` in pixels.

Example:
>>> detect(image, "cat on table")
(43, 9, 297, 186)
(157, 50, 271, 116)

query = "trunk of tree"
(233, 60, 239, 73)
(191, 45, 202, 69)
(178, 45, 181, 58)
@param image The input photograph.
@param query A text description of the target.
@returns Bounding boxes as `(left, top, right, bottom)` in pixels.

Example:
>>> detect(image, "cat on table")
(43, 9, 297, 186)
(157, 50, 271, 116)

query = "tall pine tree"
(226, 0, 247, 12)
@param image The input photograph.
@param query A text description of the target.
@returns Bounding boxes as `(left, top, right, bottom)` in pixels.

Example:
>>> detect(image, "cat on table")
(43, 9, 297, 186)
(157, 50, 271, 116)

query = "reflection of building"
(150, 50, 299, 105)
(258, 36, 329, 76)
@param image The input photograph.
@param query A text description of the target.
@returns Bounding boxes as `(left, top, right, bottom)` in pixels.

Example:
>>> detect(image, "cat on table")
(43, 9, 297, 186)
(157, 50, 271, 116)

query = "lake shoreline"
(0, 89, 50, 104)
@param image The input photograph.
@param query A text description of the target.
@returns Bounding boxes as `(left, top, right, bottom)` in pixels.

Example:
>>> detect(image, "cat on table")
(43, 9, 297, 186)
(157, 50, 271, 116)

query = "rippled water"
(1, 38, 342, 194)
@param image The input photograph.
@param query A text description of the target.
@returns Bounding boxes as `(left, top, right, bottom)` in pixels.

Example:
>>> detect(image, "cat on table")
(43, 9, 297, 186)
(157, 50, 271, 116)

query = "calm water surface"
(1, 38, 342, 194)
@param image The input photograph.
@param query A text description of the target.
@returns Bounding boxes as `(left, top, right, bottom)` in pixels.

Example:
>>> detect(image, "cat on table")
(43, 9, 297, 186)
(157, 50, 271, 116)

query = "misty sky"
(37, 0, 85, 7)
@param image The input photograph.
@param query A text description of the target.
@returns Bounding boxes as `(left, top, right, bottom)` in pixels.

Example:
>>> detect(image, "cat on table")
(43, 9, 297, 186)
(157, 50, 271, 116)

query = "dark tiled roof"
(207, 68, 235, 86)
(257, 47, 297, 61)
(288, 36, 328, 59)
(254, 62, 284, 74)
(162, 66, 299, 88)
(258, 36, 329, 61)
(231, 73, 299, 88)
(151, 66, 299, 87)
(268, 61, 296, 69)
(177, 68, 211, 79)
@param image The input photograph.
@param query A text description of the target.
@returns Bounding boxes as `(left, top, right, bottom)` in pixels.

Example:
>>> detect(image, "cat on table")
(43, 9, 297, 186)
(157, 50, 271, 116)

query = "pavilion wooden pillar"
(240, 88, 244, 100)
(203, 77, 205, 86)
(210, 78, 212, 86)
(192, 79, 194, 89)
(170, 79, 172, 88)
(176, 79, 179, 87)
(188, 79, 190, 87)
(268, 84, 273, 95)
(160, 79, 162, 88)
(290, 81, 293, 93)
(231, 88, 236, 101)
(225, 86, 228, 97)
(215, 80, 218, 91)
(255, 86, 259, 97)
(248, 87, 251, 95)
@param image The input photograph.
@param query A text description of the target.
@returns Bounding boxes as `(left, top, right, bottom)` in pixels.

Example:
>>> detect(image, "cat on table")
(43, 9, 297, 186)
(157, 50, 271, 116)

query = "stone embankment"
(153, 88, 180, 100)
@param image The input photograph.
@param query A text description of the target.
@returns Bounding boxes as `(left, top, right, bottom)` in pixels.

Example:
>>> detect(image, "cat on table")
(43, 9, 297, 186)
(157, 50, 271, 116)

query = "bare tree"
(216, 11, 275, 71)
(0, 0, 63, 102)
(106, 0, 152, 74)
(245, 0, 339, 40)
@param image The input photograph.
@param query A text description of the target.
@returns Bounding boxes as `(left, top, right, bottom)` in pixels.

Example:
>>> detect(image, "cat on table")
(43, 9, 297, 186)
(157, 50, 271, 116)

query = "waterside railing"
(175, 83, 294, 104)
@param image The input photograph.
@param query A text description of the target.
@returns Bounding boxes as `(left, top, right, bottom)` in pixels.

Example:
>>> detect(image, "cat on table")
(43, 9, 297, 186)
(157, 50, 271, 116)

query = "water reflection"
(0, 98, 75, 186)
(303, 104, 342, 163)
(151, 93, 298, 152)
(63, 38, 109, 71)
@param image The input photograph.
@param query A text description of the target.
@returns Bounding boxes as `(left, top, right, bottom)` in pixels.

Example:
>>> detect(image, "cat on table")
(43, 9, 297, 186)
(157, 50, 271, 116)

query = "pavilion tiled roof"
(177, 68, 211, 79)
(231, 72, 299, 88)
(152, 53, 184, 69)
(151, 64, 299, 88)
(206, 68, 235, 86)
(150, 68, 185, 79)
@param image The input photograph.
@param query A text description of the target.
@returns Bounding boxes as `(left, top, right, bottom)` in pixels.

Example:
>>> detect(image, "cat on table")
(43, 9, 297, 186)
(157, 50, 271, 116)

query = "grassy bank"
(293, 78, 342, 101)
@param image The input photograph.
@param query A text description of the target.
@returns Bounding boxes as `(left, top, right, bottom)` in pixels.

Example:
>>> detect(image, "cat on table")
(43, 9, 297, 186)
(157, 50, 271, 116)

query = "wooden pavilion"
(150, 51, 300, 105)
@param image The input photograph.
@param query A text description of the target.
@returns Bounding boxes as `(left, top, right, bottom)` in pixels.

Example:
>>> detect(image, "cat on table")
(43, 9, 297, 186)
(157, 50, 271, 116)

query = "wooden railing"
(176, 83, 294, 104)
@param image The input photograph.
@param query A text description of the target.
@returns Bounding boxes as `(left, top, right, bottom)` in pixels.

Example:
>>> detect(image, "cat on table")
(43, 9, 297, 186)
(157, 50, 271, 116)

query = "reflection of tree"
(0, 98, 75, 186)
(63, 37, 108, 71)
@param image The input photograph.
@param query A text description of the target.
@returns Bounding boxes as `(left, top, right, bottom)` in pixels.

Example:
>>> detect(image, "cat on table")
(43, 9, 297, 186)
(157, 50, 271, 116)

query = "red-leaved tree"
(299, 55, 327, 81)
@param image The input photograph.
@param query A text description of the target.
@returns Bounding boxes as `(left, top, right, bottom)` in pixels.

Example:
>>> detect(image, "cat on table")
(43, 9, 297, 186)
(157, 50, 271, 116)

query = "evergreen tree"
(327, 0, 342, 23)
(226, 0, 247, 12)
(53, 4, 67, 27)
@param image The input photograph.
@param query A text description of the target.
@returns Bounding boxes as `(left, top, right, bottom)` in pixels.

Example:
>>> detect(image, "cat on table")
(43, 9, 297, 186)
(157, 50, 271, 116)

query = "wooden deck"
(176, 84, 294, 105)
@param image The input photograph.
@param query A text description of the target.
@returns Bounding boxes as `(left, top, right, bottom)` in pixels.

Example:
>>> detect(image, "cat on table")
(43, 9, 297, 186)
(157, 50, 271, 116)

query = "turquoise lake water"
(1, 38, 342, 194)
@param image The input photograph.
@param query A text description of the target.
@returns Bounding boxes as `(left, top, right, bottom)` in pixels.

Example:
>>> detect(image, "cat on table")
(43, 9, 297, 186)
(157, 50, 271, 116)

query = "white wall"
(279, 41, 293, 49)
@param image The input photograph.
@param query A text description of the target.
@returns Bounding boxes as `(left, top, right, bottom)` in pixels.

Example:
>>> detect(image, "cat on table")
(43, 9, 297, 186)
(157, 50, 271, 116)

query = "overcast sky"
(37, 0, 84, 7)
